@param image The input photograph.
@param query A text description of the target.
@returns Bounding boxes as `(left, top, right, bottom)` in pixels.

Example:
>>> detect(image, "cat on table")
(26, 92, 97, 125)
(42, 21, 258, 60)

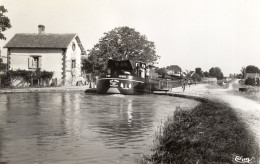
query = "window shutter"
(38, 57, 42, 68)
(28, 57, 32, 69)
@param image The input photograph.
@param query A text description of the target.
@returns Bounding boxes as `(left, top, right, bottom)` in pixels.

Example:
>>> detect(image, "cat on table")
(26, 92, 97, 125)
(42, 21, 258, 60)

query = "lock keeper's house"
(4, 25, 87, 86)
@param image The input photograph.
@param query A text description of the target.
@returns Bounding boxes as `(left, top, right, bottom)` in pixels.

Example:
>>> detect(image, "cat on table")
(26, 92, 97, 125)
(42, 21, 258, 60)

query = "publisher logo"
(234, 156, 254, 163)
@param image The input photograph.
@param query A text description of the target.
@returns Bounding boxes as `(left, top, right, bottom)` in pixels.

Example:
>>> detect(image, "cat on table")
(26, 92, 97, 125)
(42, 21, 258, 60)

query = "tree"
(203, 71, 209, 77)
(195, 67, 203, 77)
(209, 67, 224, 79)
(245, 65, 259, 73)
(191, 73, 201, 81)
(0, 6, 12, 40)
(85, 26, 159, 74)
(240, 67, 246, 78)
(155, 67, 168, 76)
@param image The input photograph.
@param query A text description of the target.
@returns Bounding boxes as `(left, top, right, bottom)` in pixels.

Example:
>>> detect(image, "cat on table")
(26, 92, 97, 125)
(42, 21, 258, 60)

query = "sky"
(1, 0, 260, 76)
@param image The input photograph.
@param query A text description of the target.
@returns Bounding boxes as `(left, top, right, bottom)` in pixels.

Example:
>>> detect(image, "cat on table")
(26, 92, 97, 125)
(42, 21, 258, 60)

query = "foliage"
(145, 101, 259, 164)
(0, 58, 6, 72)
(7, 69, 34, 82)
(195, 67, 203, 77)
(203, 71, 209, 77)
(235, 74, 243, 79)
(1, 69, 53, 87)
(166, 65, 181, 75)
(245, 65, 259, 73)
(0, 5, 12, 40)
(85, 26, 159, 74)
(155, 67, 168, 75)
(191, 72, 201, 81)
(209, 67, 224, 79)
(0, 74, 10, 87)
(245, 77, 256, 86)
(240, 67, 246, 78)
(40, 70, 54, 79)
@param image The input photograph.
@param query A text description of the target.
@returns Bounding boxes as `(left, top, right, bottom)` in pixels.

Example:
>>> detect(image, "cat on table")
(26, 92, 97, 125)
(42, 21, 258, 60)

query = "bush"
(0, 74, 11, 87)
(245, 78, 256, 86)
(1, 69, 53, 87)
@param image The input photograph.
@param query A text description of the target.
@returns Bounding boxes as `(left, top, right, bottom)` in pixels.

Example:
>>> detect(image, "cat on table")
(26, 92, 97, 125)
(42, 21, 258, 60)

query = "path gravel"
(167, 81, 260, 155)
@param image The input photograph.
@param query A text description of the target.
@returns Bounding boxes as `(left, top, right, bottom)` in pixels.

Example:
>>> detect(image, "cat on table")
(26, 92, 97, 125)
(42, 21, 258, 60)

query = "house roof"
(4, 33, 85, 51)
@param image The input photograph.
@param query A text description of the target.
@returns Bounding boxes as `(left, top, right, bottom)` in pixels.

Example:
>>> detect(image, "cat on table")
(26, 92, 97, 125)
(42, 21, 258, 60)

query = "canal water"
(0, 93, 199, 164)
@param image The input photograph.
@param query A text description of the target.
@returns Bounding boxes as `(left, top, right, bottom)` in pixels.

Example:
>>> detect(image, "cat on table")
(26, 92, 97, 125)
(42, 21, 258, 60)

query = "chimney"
(38, 25, 45, 34)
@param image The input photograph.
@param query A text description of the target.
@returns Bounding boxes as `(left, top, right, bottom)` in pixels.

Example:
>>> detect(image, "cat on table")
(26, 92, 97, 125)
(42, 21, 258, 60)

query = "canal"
(0, 93, 199, 164)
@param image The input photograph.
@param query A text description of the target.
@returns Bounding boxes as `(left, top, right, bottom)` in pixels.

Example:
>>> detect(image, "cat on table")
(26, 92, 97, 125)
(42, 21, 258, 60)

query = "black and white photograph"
(0, 0, 259, 163)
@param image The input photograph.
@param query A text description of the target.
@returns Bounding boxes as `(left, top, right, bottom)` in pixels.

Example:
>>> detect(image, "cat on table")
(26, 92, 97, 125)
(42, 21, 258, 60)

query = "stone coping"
(0, 86, 90, 93)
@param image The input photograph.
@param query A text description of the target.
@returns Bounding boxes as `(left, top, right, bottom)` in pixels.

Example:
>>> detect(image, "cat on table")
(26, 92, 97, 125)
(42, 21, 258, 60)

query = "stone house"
(166, 65, 182, 78)
(245, 73, 260, 80)
(4, 25, 87, 86)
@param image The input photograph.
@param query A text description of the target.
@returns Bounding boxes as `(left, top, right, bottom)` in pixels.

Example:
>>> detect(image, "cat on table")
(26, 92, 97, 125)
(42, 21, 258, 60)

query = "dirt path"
(219, 93, 260, 144)
(168, 81, 260, 151)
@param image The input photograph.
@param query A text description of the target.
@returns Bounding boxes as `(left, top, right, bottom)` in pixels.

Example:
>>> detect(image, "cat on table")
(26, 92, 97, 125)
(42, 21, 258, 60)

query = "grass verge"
(142, 100, 259, 164)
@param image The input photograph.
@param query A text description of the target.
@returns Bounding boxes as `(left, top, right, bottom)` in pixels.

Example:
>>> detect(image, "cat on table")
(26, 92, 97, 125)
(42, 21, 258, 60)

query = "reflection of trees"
(84, 95, 157, 146)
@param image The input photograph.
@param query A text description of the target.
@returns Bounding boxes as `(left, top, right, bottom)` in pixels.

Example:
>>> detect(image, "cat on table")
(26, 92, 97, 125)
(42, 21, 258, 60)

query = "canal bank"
(146, 83, 260, 164)
(0, 86, 90, 93)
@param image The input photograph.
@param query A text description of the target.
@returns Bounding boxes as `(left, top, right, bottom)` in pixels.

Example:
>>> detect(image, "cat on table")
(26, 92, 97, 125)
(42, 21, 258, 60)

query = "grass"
(231, 83, 260, 102)
(141, 100, 259, 164)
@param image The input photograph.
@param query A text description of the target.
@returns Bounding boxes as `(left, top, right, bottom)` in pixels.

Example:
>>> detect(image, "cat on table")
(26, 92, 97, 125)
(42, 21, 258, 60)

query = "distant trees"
(0, 5, 12, 40)
(195, 67, 203, 77)
(84, 26, 159, 74)
(240, 67, 246, 78)
(209, 67, 224, 79)
(203, 71, 209, 77)
(245, 65, 259, 73)
(191, 73, 201, 81)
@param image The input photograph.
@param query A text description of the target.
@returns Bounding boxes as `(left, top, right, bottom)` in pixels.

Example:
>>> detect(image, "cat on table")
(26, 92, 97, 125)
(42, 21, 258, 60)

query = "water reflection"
(0, 93, 199, 164)
(127, 99, 133, 123)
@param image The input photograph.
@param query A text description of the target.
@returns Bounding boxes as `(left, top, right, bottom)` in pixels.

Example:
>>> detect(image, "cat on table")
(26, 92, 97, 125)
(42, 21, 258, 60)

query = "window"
(72, 60, 76, 68)
(72, 43, 76, 51)
(28, 56, 41, 69)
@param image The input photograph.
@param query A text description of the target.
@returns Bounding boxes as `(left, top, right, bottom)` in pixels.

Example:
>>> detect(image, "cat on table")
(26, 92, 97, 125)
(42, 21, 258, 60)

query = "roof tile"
(4, 33, 77, 48)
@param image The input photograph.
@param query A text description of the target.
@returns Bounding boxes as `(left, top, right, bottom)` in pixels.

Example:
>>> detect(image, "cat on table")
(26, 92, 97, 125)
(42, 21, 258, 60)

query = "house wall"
(202, 77, 217, 83)
(9, 48, 64, 85)
(64, 37, 82, 85)
(245, 73, 260, 79)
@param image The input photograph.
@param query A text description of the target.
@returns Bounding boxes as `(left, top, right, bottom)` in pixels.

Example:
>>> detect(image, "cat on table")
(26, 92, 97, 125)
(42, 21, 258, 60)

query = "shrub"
(245, 78, 256, 86)
(1, 69, 53, 87)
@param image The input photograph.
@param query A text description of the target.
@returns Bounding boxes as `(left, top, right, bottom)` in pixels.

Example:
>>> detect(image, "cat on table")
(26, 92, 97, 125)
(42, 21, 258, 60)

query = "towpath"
(156, 80, 260, 153)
